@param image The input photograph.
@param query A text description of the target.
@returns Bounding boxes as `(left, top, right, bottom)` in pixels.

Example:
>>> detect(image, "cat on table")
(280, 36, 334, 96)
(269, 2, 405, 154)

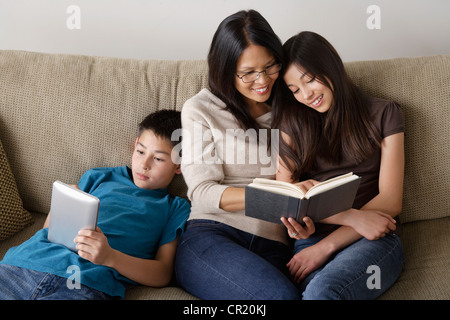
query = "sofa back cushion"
(0, 51, 207, 214)
(346, 55, 450, 223)
(0, 51, 449, 223)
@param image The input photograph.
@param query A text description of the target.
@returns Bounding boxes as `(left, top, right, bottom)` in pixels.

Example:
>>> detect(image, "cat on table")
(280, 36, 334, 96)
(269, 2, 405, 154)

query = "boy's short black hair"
(138, 110, 181, 146)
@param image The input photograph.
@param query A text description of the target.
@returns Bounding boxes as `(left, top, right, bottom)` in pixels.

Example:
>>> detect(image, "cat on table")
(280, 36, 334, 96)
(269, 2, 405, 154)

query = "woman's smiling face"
(283, 64, 334, 113)
(234, 44, 279, 109)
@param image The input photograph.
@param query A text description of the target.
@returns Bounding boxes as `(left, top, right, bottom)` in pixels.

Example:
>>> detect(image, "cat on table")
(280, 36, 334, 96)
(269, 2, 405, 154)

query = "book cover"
(244, 174, 361, 224)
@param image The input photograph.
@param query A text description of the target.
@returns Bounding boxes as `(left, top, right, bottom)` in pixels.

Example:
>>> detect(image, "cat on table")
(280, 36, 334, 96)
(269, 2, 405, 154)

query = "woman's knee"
(174, 228, 300, 300)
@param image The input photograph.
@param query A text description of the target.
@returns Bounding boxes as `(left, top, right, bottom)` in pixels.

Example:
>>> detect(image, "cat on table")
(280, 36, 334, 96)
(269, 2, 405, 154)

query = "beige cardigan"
(180, 88, 289, 245)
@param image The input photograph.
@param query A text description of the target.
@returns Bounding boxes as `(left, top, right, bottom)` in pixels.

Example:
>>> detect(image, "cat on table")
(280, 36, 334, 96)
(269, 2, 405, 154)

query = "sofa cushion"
(345, 55, 450, 223)
(379, 217, 450, 300)
(0, 138, 33, 239)
(124, 285, 198, 300)
(0, 212, 45, 261)
(0, 51, 207, 214)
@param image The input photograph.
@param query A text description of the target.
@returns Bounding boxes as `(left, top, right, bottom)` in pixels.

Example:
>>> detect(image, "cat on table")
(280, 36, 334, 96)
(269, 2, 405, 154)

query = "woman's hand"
(279, 179, 318, 240)
(74, 227, 114, 266)
(281, 216, 315, 240)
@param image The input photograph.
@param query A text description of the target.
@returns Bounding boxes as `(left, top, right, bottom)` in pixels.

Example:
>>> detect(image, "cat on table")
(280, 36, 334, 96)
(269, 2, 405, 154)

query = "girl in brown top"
(273, 31, 405, 299)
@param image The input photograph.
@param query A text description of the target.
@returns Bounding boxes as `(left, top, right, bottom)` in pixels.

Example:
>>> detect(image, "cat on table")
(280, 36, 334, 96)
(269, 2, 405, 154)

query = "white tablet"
(47, 181, 99, 251)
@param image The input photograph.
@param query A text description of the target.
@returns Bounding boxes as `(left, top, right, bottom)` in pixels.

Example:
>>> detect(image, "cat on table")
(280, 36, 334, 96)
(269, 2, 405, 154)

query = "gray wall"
(1, 0, 449, 62)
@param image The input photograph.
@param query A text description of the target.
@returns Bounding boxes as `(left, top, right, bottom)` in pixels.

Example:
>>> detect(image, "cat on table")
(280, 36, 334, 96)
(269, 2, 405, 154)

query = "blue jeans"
(0, 264, 115, 300)
(175, 219, 300, 300)
(295, 233, 405, 300)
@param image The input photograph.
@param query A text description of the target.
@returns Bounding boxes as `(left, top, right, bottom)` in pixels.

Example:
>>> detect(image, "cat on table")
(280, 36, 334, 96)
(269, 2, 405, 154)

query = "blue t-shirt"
(1, 166, 190, 298)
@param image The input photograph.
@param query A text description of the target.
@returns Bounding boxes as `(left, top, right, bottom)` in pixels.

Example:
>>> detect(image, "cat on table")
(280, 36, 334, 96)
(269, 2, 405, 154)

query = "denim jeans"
(175, 219, 300, 300)
(294, 233, 405, 300)
(0, 264, 115, 300)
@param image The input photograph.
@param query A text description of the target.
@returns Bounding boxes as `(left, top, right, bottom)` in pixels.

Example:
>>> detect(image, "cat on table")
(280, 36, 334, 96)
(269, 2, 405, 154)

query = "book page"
(304, 172, 359, 199)
(248, 178, 305, 198)
(248, 173, 359, 200)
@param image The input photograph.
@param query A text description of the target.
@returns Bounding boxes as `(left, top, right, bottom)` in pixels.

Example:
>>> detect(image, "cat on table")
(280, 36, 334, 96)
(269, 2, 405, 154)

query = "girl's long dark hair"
(272, 31, 381, 182)
(208, 10, 283, 130)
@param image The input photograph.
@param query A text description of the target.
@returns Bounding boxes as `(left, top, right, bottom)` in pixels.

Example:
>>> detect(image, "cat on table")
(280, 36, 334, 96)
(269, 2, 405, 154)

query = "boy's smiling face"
(131, 129, 181, 190)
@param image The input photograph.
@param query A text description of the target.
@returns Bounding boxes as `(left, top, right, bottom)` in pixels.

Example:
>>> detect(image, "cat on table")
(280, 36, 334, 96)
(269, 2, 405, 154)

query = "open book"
(245, 172, 361, 224)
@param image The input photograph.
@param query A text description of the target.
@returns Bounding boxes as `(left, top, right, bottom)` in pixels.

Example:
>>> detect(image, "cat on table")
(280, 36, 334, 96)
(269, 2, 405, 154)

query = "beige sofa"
(0, 50, 448, 300)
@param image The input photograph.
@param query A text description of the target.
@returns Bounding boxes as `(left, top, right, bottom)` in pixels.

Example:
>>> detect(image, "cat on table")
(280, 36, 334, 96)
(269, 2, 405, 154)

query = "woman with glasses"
(272, 31, 405, 299)
(174, 10, 313, 300)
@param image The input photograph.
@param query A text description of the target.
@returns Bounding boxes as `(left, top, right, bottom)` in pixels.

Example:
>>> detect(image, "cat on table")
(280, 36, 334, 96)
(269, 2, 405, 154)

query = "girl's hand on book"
(294, 179, 320, 194)
(281, 216, 315, 240)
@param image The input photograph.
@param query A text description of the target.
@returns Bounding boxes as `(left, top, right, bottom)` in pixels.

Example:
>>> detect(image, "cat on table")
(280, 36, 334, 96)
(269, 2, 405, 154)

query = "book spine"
(298, 199, 310, 222)
(287, 197, 301, 221)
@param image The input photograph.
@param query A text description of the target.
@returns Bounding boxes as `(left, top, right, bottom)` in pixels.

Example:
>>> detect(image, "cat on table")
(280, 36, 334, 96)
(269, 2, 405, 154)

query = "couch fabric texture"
(0, 50, 448, 300)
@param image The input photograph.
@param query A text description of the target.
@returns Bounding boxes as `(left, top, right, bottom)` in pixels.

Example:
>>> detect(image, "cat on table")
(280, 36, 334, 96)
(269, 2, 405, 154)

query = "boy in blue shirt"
(0, 110, 190, 299)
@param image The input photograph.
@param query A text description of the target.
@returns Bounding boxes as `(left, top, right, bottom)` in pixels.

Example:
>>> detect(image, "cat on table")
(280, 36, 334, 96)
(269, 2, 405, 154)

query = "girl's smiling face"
(283, 64, 334, 113)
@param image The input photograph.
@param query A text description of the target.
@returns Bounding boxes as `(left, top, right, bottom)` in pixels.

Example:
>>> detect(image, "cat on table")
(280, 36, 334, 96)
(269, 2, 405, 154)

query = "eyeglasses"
(236, 63, 282, 83)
